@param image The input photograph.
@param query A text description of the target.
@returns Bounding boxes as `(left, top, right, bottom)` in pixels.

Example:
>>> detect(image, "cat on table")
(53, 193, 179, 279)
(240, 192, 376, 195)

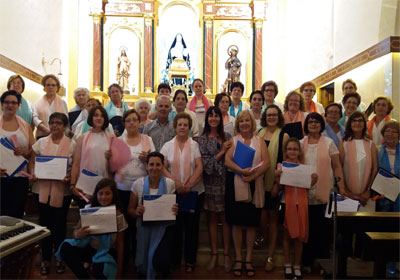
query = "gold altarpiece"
(89, 0, 266, 104)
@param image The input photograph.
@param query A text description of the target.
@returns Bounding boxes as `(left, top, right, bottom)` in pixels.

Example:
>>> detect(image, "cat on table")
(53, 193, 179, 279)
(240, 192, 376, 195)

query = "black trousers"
(0, 177, 29, 219)
(117, 189, 136, 268)
(173, 193, 204, 265)
(302, 204, 331, 266)
(59, 242, 114, 279)
(153, 225, 176, 274)
(38, 195, 72, 262)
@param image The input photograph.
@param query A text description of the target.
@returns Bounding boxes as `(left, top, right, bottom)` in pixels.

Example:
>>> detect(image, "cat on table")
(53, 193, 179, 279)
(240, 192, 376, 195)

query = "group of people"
(0, 74, 398, 279)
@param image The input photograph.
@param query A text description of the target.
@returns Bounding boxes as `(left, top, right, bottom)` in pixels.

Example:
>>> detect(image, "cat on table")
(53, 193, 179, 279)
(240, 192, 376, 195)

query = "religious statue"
(117, 48, 131, 90)
(166, 33, 191, 70)
(223, 45, 241, 94)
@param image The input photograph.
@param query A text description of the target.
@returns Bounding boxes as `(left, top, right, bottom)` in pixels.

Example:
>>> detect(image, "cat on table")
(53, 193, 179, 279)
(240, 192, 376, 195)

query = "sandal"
(206, 252, 218, 271)
(56, 261, 65, 274)
(224, 254, 232, 273)
(284, 264, 293, 279)
(254, 236, 265, 248)
(265, 257, 274, 272)
(185, 263, 194, 273)
(40, 261, 50, 275)
(244, 261, 255, 277)
(232, 260, 243, 277)
(293, 265, 302, 279)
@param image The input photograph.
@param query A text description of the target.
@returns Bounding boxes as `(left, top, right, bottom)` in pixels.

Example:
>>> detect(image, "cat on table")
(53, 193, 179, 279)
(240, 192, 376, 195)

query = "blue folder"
(176, 191, 198, 213)
(233, 140, 255, 175)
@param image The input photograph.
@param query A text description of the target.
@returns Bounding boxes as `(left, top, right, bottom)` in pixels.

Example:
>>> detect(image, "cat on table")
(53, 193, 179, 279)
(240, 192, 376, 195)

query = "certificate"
(76, 169, 103, 196)
(80, 205, 117, 234)
(280, 161, 314, 189)
(0, 137, 27, 178)
(34, 156, 68, 180)
(371, 168, 400, 202)
(143, 194, 176, 222)
(325, 195, 360, 218)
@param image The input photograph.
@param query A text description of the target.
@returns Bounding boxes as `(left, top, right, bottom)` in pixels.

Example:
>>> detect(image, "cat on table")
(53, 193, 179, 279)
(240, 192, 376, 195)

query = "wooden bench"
(365, 232, 400, 279)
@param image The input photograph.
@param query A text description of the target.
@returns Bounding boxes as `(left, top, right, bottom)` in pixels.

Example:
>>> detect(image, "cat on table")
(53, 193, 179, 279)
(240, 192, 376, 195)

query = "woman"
(70, 106, 115, 201)
(322, 103, 345, 147)
(198, 106, 232, 272)
(32, 74, 68, 139)
(249, 90, 264, 132)
(338, 92, 361, 127)
(74, 98, 114, 140)
(69, 87, 90, 134)
(257, 104, 288, 272)
(104, 83, 130, 136)
(135, 98, 152, 132)
(214, 93, 235, 137)
(301, 112, 346, 272)
(261, 80, 284, 111)
(339, 111, 378, 205)
(0, 90, 34, 218)
(160, 112, 204, 272)
(128, 152, 178, 279)
(7, 74, 34, 126)
(30, 112, 75, 275)
(300, 82, 324, 114)
(225, 110, 270, 277)
(340, 79, 367, 112)
(229, 82, 250, 118)
(283, 91, 307, 138)
(375, 121, 400, 211)
(170, 90, 199, 139)
(188, 79, 211, 135)
(367, 96, 394, 145)
(57, 178, 127, 279)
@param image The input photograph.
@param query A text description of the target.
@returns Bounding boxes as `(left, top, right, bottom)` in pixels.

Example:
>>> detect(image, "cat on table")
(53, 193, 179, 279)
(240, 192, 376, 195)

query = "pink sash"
(39, 135, 71, 207)
(189, 95, 210, 112)
(284, 110, 306, 125)
(172, 137, 191, 183)
(233, 135, 265, 208)
(36, 95, 64, 126)
(0, 115, 30, 146)
(80, 130, 114, 173)
(345, 139, 372, 194)
(302, 135, 331, 203)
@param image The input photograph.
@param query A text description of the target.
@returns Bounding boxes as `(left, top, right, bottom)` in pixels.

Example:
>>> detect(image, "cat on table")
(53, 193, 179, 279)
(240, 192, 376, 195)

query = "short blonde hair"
(235, 110, 257, 134)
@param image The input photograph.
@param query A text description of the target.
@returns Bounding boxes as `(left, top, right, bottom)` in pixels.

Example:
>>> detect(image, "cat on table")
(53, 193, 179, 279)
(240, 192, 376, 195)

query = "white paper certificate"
(280, 161, 314, 189)
(371, 168, 400, 202)
(34, 156, 68, 180)
(80, 205, 117, 234)
(0, 142, 27, 177)
(143, 194, 176, 222)
(76, 169, 103, 196)
(325, 195, 360, 218)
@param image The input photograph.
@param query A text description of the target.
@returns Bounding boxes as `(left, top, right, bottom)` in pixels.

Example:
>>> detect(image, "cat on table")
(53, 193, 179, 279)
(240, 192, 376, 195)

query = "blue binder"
(176, 191, 198, 213)
(233, 140, 255, 175)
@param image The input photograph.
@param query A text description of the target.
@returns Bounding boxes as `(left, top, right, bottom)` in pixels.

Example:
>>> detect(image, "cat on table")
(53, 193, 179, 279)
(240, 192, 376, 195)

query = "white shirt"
(82, 132, 110, 178)
(372, 119, 386, 146)
(32, 97, 68, 137)
(160, 138, 204, 194)
(116, 135, 155, 191)
(131, 177, 175, 197)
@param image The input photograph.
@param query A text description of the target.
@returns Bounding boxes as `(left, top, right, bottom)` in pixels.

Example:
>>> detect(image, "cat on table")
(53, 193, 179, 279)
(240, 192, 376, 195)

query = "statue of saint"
(166, 33, 191, 70)
(224, 45, 241, 94)
(117, 48, 130, 90)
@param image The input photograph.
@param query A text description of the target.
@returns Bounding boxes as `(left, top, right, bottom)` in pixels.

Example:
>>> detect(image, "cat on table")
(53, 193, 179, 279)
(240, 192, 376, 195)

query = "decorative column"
(254, 19, 263, 90)
(92, 13, 103, 92)
(144, 15, 153, 93)
(204, 17, 214, 94)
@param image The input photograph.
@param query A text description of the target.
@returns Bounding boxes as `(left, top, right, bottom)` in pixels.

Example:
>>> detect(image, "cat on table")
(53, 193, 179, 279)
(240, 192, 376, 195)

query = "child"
(275, 138, 317, 279)
(56, 178, 127, 279)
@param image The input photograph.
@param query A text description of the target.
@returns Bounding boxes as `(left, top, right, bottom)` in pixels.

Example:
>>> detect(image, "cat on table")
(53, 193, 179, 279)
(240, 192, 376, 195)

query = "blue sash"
(104, 101, 130, 119)
(229, 101, 242, 117)
(325, 123, 345, 147)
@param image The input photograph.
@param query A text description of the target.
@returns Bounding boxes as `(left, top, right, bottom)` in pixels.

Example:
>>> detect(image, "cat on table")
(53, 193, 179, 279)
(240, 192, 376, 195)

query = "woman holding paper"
(0, 90, 34, 218)
(300, 112, 345, 272)
(29, 112, 75, 275)
(375, 120, 400, 211)
(283, 91, 307, 138)
(367, 96, 394, 146)
(32, 74, 68, 139)
(70, 106, 115, 203)
(160, 112, 204, 273)
(256, 104, 288, 272)
(128, 152, 178, 279)
(214, 93, 235, 137)
(57, 178, 127, 279)
(198, 106, 232, 272)
(225, 110, 270, 277)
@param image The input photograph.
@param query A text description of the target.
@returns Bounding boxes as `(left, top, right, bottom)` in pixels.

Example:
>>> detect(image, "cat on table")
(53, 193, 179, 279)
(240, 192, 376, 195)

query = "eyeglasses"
(3, 101, 18, 106)
(49, 121, 64, 126)
(384, 129, 399, 135)
(266, 113, 278, 117)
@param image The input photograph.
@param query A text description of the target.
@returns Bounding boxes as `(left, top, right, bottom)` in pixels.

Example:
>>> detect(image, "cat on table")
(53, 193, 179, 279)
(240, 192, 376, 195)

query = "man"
(148, 83, 172, 120)
(143, 95, 176, 151)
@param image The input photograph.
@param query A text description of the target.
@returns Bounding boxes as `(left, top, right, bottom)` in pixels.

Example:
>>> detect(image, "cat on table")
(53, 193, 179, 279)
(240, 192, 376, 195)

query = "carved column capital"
(92, 13, 103, 24)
